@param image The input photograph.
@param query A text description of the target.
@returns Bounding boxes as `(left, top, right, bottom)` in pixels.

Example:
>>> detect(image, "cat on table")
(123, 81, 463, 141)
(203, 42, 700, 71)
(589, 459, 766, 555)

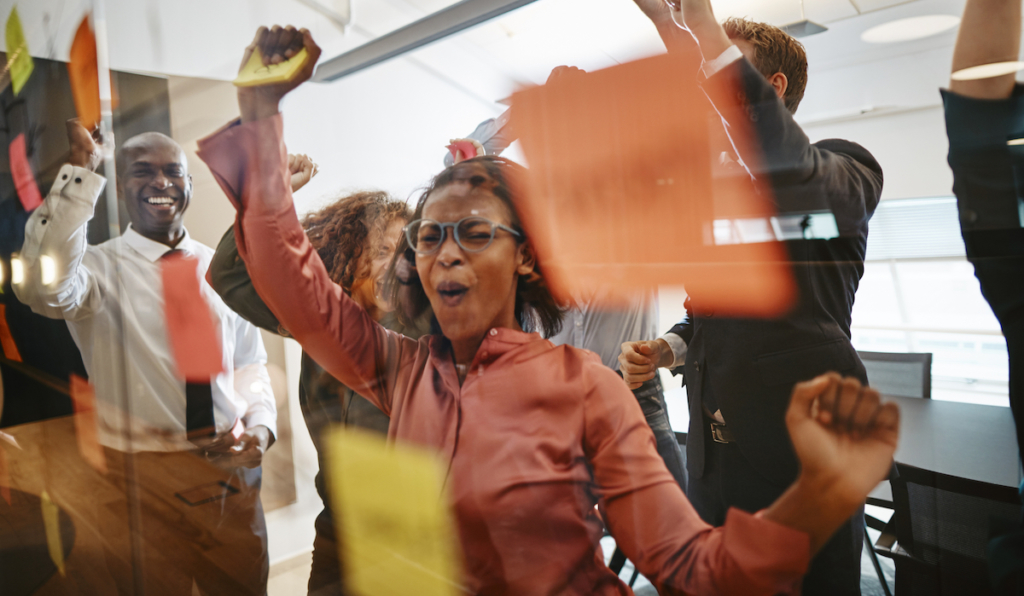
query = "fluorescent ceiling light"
(952, 61, 1024, 81)
(861, 15, 960, 44)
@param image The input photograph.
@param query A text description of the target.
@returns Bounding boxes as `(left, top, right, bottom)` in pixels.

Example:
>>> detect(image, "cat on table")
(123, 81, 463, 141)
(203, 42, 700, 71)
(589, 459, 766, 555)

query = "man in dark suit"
(620, 2, 883, 593)
(943, 1, 1024, 591)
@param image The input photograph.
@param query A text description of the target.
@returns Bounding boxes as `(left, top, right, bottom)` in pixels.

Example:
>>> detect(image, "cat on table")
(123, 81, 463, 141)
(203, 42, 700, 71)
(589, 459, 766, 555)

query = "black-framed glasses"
(404, 216, 522, 255)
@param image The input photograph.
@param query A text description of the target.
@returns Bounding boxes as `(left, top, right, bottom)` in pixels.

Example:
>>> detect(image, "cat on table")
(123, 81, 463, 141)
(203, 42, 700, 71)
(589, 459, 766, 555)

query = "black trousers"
(687, 430, 863, 596)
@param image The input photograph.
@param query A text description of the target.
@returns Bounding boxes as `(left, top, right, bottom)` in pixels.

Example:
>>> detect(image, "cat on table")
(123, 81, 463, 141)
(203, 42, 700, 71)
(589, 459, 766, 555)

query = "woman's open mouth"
(436, 281, 468, 307)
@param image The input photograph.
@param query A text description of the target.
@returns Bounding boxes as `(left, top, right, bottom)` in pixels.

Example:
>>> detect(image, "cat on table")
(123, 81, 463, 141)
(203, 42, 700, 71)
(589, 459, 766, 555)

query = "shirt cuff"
(244, 410, 277, 441)
(659, 332, 688, 369)
(702, 44, 744, 79)
(942, 86, 1024, 150)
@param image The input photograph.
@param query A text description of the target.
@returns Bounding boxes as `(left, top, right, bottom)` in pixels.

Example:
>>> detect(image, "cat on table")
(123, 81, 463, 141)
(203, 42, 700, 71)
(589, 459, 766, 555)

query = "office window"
(852, 197, 1008, 407)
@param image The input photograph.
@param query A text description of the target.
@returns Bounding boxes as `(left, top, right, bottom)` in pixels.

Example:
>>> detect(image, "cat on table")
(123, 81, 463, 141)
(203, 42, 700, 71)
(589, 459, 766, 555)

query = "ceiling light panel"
(861, 14, 960, 43)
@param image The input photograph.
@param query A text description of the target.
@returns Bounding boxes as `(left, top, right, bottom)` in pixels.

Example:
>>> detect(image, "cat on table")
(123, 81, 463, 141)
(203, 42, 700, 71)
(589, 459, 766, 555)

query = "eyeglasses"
(404, 216, 522, 255)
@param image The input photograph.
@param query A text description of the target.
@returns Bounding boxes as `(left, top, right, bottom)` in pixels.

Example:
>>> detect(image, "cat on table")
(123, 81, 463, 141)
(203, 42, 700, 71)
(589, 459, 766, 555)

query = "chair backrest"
(889, 462, 1022, 593)
(858, 351, 933, 398)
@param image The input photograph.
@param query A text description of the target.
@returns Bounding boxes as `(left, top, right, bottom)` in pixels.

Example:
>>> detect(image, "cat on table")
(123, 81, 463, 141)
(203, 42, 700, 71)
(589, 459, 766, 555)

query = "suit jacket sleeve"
(702, 58, 883, 236)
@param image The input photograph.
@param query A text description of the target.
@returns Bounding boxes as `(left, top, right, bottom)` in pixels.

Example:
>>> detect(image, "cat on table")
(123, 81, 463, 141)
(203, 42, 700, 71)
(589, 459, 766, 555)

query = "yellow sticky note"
(233, 47, 308, 87)
(5, 7, 34, 95)
(41, 490, 65, 576)
(327, 428, 461, 596)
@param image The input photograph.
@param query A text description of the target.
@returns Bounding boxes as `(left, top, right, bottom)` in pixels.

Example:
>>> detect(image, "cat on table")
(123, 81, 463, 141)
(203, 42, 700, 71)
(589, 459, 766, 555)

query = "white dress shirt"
(14, 164, 276, 452)
(548, 288, 659, 372)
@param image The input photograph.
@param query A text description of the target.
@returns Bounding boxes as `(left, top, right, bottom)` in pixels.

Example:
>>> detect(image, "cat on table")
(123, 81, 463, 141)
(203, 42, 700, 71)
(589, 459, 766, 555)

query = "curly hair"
(384, 156, 564, 337)
(301, 191, 410, 291)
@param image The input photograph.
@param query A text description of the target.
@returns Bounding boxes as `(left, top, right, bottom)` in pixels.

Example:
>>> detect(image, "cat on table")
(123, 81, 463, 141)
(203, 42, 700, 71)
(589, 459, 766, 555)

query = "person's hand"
(788, 373, 899, 510)
(448, 138, 484, 164)
(237, 25, 322, 123)
(618, 339, 673, 389)
(66, 119, 103, 172)
(764, 373, 899, 553)
(228, 425, 274, 468)
(288, 153, 319, 192)
(545, 65, 586, 85)
(631, 0, 674, 26)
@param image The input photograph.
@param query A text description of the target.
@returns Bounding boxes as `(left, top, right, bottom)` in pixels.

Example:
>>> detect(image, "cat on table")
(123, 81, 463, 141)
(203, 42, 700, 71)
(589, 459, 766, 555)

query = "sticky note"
(67, 18, 100, 130)
(41, 490, 65, 576)
(9, 134, 43, 212)
(160, 253, 224, 381)
(0, 304, 22, 362)
(5, 7, 33, 95)
(446, 140, 481, 162)
(69, 374, 107, 473)
(511, 52, 796, 318)
(327, 428, 461, 596)
(233, 47, 309, 87)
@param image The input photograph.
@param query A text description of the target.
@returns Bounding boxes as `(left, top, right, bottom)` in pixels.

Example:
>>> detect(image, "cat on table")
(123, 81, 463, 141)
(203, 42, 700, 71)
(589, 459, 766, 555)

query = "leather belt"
(709, 420, 735, 444)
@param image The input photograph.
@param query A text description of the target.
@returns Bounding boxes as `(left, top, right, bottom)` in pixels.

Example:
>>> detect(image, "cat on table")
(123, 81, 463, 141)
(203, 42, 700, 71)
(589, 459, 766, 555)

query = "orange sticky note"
(9, 134, 43, 212)
(0, 304, 22, 362)
(67, 17, 118, 131)
(160, 253, 224, 381)
(69, 374, 106, 473)
(512, 52, 795, 318)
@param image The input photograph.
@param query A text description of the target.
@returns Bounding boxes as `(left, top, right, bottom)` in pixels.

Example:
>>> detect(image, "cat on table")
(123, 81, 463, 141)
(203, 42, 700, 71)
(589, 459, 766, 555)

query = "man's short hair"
(722, 17, 808, 114)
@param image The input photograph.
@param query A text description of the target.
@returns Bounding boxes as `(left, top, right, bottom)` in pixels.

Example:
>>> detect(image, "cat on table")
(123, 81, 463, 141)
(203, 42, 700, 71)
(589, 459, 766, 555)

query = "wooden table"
(868, 395, 1020, 503)
(0, 415, 265, 595)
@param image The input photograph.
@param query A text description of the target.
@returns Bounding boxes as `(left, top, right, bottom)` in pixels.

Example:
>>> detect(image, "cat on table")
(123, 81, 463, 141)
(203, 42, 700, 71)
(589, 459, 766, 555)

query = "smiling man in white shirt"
(13, 121, 276, 595)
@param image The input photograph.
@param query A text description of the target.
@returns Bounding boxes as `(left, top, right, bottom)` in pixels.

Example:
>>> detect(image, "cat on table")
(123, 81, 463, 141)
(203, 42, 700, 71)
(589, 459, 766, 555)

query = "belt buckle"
(710, 421, 730, 444)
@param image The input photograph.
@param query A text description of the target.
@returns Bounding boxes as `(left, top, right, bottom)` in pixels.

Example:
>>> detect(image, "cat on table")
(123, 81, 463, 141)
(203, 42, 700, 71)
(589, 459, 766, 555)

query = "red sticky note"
(9, 134, 43, 212)
(0, 304, 22, 362)
(446, 140, 481, 162)
(69, 374, 107, 473)
(511, 52, 795, 318)
(160, 253, 224, 382)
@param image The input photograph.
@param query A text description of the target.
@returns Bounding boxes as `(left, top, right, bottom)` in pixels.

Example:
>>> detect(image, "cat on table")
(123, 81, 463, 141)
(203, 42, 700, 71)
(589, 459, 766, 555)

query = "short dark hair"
(385, 156, 564, 337)
(723, 17, 808, 113)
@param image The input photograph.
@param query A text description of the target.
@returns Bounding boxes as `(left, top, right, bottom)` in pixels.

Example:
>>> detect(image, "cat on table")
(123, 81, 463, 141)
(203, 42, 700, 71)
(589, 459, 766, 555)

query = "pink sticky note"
(70, 374, 107, 473)
(160, 253, 225, 382)
(446, 140, 481, 162)
(10, 133, 43, 212)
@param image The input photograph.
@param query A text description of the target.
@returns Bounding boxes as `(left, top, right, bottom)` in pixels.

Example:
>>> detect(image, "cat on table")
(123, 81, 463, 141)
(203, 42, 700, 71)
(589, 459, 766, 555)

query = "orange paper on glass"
(69, 374, 106, 473)
(9, 133, 43, 212)
(0, 304, 22, 362)
(161, 253, 224, 381)
(512, 52, 794, 317)
(67, 17, 118, 131)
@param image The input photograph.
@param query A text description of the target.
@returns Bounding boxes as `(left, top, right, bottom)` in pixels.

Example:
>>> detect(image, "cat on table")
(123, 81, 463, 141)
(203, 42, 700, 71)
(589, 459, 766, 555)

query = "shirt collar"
(123, 225, 195, 262)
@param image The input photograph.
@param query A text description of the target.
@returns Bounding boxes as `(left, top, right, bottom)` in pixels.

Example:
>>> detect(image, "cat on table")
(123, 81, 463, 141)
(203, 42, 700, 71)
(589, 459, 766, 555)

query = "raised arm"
(949, 0, 1021, 100)
(14, 121, 107, 321)
(591, 366, 898, 594)
(207, 153, 319, 335)
(196, 26, 421, 413)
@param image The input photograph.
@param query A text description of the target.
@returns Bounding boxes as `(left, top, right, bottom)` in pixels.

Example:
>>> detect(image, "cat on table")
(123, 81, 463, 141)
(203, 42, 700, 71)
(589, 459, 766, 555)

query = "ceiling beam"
(313, 0, 540, 82)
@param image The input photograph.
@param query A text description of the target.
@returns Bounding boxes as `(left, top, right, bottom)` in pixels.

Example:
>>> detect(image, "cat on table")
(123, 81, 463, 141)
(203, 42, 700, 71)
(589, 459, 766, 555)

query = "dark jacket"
(669, 58, 884, 486)
(942, 86, 1024, 468)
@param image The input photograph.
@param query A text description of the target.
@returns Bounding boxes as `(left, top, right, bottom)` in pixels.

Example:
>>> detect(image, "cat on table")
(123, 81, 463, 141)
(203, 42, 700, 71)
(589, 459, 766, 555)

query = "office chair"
(858, 351, 933, 399)
(873, 462, 1022, 595)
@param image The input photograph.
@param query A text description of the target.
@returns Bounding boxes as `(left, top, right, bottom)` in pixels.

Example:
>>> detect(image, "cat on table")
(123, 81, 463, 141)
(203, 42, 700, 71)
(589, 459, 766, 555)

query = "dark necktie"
(161, 249, 216, 442)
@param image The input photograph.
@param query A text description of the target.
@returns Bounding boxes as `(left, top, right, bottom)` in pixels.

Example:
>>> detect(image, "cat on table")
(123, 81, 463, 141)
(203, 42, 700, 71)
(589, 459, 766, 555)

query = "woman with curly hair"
(209, 170, 430, 596)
